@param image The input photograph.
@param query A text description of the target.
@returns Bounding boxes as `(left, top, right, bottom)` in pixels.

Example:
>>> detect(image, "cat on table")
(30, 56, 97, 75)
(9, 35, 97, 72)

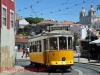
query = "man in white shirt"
(26, 47, 29, 58)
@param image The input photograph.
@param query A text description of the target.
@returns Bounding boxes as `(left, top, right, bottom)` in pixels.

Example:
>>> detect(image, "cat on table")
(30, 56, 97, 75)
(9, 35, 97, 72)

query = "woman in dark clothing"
(21, 48, 26, 58)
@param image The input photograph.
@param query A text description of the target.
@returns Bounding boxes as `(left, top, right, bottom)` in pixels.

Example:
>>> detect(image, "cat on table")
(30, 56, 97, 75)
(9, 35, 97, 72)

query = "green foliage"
(73, 33, 79, 50)
(16, 28, 28, 36)
(25, 17, 44, 24)
(25, 17, 34, 24)
(74, 22, 80, 24)
(97, 4, 100, 10)
(16, 32, 28, 36)
(85, 30, 98, 41)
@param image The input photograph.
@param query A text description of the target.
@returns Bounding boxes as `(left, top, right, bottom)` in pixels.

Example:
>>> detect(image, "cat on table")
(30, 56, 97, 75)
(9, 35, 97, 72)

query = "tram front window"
(59, 37, 67, 49)
(49, 37, 57, 50)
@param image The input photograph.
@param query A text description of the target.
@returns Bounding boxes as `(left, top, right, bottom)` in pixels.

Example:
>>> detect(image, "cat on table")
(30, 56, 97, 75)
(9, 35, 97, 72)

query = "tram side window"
(32, 43, 34, 52)
(31, 42, 33, 52)
(59, 37, 67, 49)
(49, 37, 57, 50)
(33, 41, 37, 52)
(30, 42, 32, 52)
(44, 39, 48, 50)
(37, 40, 41, 52)
(68, 37, 72, 49)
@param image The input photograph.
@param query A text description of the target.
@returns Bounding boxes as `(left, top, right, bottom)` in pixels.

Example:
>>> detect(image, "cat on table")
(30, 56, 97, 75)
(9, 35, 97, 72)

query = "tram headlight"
(62, 57, 66, 61)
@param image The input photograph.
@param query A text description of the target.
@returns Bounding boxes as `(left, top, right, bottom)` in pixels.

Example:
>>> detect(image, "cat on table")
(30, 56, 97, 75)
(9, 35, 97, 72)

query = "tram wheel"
(29, 62, 34, 65)
(66, 66, 72, 72)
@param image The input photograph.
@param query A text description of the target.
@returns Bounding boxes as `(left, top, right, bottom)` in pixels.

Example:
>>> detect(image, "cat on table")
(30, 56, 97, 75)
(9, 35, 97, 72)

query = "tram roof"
(28, 30, 73, 41)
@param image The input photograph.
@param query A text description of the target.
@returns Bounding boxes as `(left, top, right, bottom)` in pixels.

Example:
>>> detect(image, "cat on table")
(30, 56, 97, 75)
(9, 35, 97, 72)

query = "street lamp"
(87, 28, 91, 63)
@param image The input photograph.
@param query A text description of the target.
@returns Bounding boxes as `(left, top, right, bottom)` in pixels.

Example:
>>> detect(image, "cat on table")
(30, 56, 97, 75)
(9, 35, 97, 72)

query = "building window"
(93, 12, 94, 15)
(2, 7, 7, 26)
(10, 10, 14, 28)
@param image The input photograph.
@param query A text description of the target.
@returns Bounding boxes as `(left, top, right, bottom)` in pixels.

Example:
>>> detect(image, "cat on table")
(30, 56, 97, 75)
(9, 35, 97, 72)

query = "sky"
(16, 0, 100, 22)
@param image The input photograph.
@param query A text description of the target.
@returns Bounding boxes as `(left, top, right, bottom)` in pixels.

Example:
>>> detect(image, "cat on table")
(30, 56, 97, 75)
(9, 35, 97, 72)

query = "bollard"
(78, 53, 80, 62)
(98, 54, 99, 64)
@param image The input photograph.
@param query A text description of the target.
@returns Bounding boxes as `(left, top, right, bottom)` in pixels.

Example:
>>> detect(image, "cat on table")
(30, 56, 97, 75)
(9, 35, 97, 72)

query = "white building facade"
(16, 18, 29, 29)
(70, 25, 90, 39)
(92, 20, 100, 30)
(15, 18, 29, 33)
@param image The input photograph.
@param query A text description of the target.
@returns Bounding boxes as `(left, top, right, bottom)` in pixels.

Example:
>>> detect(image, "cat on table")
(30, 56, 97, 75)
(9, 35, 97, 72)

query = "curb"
(15, 59, 30, 61)
(16, 59, 30, 60)
(75, 62, 100, 66)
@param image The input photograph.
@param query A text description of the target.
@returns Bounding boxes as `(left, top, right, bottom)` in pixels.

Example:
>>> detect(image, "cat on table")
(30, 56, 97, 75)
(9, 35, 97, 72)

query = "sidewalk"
(0, 65, 24, 75)
(0, 52, 30, 75)
(0, 52, 100, 75)
(15, 52, 30, 60)
(74, 53, 100, 66)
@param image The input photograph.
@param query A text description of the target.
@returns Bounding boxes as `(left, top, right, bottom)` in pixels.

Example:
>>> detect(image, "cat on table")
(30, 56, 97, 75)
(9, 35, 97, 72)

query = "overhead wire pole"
(30, 5, 38, 18)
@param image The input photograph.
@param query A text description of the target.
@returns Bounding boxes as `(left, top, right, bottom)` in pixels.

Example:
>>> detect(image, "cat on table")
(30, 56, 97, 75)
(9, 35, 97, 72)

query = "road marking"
(74, 69, 83, 75)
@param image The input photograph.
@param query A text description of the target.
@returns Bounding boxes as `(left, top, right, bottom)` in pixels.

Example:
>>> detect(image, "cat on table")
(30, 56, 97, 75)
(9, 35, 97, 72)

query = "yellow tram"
(28, 30, 74, 70)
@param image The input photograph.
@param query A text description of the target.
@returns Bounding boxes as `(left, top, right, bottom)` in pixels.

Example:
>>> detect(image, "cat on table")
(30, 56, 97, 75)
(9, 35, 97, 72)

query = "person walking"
(21, 48, 26, 58)
(25, 47, 29, 59)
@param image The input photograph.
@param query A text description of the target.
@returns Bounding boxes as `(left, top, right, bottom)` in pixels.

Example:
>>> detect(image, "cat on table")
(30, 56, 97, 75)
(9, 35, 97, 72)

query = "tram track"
(74, 63, 100, 75)
(47, 73, 63, 75)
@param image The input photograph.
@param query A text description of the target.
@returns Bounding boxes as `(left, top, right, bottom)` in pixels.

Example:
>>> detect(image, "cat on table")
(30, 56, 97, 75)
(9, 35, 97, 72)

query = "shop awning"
(89, 39, 100, 44)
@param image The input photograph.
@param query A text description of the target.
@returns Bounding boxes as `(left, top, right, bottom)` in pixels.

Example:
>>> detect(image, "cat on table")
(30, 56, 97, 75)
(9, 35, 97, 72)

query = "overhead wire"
(18, 0, 95, 18)
(37, 0, 89, 15)
(16, 0, 43, 12)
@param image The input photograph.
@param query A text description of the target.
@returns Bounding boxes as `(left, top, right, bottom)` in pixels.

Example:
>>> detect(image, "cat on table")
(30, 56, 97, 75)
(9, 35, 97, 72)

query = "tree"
(85, 34, 98, 41)
(74, 22, 80, 24)
(25, 17, 34, 24)
(85, 30, 98, 41)
(25, 17, 44, 24)
(73, 33, 79, 50)
(33, 17, 44, 24)
(16, 27, 29, 36)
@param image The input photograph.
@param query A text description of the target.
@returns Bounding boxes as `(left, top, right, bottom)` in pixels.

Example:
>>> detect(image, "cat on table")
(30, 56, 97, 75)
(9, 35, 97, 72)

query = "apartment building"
(0, 0, 15, 70)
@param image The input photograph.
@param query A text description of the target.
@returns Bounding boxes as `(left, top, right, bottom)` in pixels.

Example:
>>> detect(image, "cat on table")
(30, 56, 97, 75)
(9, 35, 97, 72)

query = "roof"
(15, 34, 30, 38)
(49, 30, 71, 34)
(29, 30, 72, 40)
(15, 34, 30, 43)
(57, 21, 74, 25)
(37, 20, 57, 25)
(15, 38, 28, 43)
(89, 39, 100, 44)
(95, 20, 100, 24)
(28, 26, 75, 42)
(15, 13, 22, 20)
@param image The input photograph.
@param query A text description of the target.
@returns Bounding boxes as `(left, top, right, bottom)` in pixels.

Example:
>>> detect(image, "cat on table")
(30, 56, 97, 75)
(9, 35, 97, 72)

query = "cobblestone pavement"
(0, 52, 100, 75)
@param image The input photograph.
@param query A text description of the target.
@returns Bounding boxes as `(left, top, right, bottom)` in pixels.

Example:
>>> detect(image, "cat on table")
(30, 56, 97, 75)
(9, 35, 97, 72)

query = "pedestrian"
(25, 47, 29, 58)
(21, 48, 26, 58)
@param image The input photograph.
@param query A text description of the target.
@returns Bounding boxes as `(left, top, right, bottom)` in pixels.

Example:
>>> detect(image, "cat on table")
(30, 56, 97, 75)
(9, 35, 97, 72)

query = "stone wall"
(1, 46, 15, 70)
(0, 27, 15, 71)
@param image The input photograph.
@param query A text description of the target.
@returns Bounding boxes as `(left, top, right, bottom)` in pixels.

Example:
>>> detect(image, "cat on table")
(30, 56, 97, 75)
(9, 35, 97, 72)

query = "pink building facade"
(0, 0, 15, 70)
